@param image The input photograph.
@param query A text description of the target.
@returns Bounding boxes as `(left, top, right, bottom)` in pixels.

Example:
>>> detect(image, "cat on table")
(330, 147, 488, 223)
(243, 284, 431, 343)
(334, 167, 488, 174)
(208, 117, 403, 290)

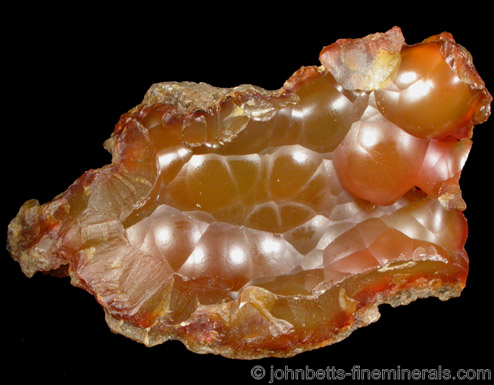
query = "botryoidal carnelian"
(7, 27, 491, 359)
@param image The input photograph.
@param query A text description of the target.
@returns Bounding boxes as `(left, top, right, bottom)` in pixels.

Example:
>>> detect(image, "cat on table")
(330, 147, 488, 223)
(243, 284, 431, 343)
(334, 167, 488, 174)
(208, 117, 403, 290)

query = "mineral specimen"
(7, 27, 491, 359)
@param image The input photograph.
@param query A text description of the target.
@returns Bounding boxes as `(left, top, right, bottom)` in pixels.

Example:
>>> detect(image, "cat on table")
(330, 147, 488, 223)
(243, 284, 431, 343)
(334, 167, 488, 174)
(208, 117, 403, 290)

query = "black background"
(3, 5, 493, 384)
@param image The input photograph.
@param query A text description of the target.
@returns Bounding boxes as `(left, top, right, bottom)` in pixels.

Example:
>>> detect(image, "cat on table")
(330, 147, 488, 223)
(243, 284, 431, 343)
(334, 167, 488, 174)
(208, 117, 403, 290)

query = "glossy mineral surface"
(7, 27, 491, 359)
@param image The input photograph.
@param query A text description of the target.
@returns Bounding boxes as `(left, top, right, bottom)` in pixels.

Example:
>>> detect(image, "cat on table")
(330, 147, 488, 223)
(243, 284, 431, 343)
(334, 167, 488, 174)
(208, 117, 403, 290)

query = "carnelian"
(7, 27, 491, 358)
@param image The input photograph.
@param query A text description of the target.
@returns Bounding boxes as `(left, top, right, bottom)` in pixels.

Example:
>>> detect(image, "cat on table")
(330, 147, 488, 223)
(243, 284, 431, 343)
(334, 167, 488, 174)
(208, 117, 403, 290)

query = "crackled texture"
(7, 27, 491, 359)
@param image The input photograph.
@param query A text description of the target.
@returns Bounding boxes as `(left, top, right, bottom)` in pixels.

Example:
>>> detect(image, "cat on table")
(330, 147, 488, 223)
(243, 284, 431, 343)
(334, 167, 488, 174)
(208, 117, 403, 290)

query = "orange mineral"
(7, 27, 491, 358)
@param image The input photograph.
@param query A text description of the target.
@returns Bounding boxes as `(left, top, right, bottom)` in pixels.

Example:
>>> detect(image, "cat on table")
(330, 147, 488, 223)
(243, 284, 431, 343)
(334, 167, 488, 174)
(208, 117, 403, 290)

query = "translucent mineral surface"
(7, 27, 491, 359)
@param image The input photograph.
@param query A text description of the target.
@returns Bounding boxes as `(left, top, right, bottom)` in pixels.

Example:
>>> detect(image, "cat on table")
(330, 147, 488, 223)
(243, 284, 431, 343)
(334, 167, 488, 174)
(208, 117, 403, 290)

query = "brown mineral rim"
(7, 26, 491, 359)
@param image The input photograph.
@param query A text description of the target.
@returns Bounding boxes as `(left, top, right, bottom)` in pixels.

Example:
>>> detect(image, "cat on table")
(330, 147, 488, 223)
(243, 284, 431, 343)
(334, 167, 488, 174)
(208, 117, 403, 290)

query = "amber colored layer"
(7, 27, 491, 358)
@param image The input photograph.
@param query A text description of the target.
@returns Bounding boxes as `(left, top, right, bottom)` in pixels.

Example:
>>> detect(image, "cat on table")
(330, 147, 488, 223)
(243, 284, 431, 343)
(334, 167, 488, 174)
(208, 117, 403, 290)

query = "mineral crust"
(7, 27, 491, 359)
